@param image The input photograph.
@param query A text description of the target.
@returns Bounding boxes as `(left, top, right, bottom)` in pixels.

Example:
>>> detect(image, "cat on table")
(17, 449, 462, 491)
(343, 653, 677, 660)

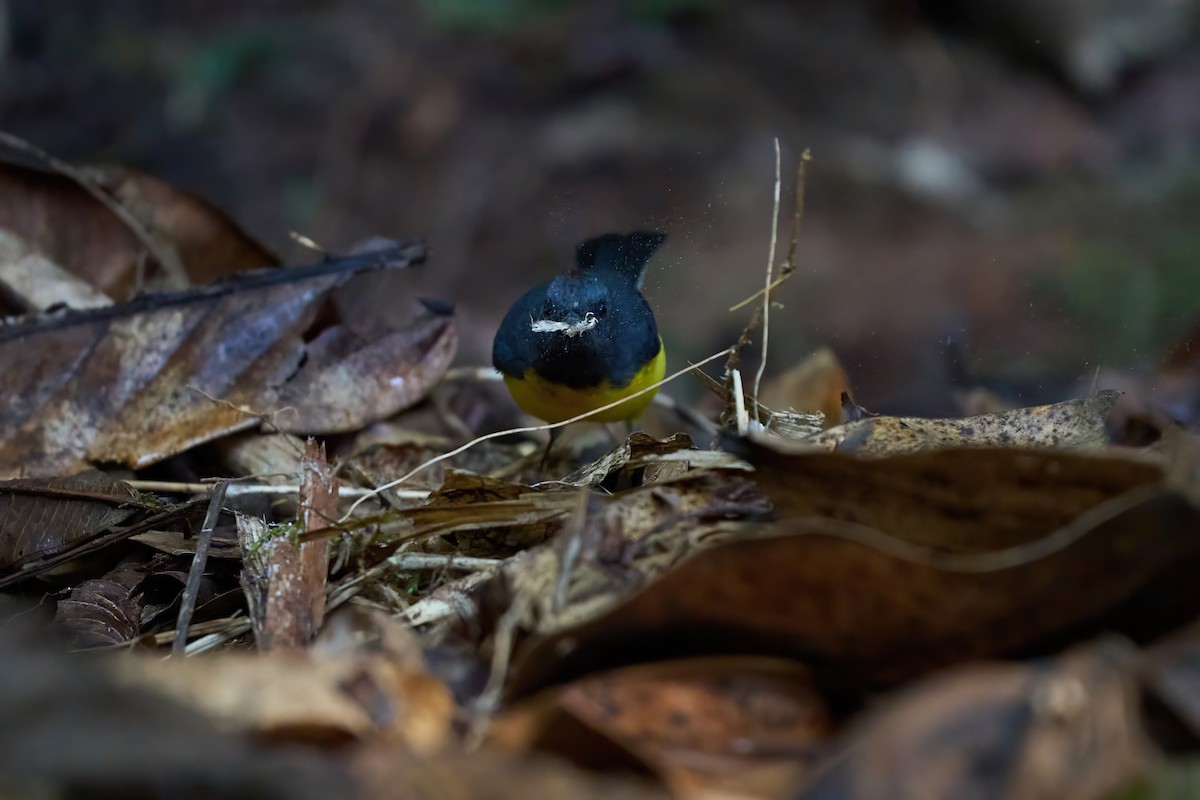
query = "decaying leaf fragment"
(0, 244, 454, 478)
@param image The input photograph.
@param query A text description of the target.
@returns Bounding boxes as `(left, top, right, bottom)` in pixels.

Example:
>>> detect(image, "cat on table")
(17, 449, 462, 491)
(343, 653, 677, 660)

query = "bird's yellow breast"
(502, 342, 666, 424)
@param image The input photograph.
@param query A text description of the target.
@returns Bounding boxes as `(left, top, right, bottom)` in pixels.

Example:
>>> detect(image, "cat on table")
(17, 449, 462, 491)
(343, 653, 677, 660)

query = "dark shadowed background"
(4, 0, 1199, 414)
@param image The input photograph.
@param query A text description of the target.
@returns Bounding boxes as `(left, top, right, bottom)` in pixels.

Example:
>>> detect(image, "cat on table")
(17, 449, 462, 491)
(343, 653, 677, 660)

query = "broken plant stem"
(339, 346, 734, 521)
(731, 368, 749, 435)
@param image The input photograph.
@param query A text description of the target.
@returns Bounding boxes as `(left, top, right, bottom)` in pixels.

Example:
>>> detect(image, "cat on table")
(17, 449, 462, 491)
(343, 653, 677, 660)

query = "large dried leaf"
(0, 470, 138, 571)
(0, 158, 276, 296)
(0, 244, 451, 478)
(508, 448, 1199, 692)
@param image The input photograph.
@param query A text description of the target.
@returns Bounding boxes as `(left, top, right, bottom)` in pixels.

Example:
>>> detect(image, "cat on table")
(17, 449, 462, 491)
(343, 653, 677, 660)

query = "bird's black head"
(543, 270, 612, 326)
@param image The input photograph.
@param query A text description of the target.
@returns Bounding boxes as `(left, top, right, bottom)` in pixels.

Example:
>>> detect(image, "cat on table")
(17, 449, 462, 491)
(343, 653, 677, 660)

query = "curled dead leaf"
(787, 391, 1120, 454)
(508, 448, 1199, 692)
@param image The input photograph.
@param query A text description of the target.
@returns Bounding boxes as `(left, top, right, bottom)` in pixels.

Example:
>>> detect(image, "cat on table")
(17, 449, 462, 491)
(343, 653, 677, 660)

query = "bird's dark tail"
(575, 231, 667, 286)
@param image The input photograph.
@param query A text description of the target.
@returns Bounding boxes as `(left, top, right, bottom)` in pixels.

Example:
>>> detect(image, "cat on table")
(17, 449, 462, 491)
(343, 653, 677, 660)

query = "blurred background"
(3, 0, 1200, 415)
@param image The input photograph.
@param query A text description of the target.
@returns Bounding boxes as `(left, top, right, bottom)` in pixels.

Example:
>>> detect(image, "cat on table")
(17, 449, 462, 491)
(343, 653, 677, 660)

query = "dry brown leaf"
(0, 470, 140, 571)
(759, 346, 850, 427)
(493, 656, 831, 798)
(561, 432, 697, 487)
(509, 448, 1199, 691)
(273, 306, 458, 434)
(0, 229, 113, 312)
(788, 391, 1119, 454)
(742, 440, 1161, 552)
(0, 159, 276, 296)
(798, 640, 1151, 800)
(119, 651, 454, 753)
(0, 245, 448, 478)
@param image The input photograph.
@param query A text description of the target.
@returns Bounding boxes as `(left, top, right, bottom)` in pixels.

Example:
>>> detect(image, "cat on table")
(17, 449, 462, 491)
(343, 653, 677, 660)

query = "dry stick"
(0, 130, 190, 290)
(125, 479, 427, 500)
(387, 553, 502, 572)
(719, 147, 812, 426)
(751, 138, 783, 414)
(339, 346, 734, 522)
(728, 273, 792, 313)
(172, 480, 229, 656)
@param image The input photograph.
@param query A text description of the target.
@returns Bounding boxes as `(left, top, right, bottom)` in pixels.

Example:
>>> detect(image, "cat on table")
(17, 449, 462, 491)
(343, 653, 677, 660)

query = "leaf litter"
(2, 136, 1200, 799)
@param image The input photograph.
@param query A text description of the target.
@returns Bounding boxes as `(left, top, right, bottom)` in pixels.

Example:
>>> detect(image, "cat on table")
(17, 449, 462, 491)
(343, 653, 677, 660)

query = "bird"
(492, 231, 667, 430)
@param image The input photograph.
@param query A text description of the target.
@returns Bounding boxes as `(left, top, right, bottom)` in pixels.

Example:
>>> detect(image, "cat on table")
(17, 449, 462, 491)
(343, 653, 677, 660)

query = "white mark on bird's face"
(530, 312, 598, 338)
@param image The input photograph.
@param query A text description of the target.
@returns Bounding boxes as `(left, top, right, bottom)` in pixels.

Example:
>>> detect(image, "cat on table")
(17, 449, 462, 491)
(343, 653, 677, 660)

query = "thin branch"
(751, 138, 783, 417)
(124, 479, 429, 502)
(172, 480, 228, 656)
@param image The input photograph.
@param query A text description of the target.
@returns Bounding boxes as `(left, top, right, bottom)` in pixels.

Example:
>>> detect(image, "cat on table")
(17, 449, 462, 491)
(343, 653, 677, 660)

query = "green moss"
(1108, 762, 1200, 799)
(1052, 226, 1200, 366)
